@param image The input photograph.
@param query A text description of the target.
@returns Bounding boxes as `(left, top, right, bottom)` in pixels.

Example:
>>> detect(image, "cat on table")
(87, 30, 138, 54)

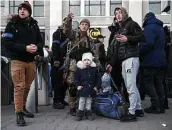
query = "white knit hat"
(82, 52, 93, 62)
(77, 52, 96, 69)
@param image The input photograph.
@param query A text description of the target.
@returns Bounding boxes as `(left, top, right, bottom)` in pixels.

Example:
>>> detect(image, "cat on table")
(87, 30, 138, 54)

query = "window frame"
(85, 0, 105, 16)
(149, 0, 161, 14)
(33, 1, 45, 17)
(9, 1, 23, 14)
(110, 0, 122, 16)
(1, 1, 5, 7)
(69, 0, 81, 16)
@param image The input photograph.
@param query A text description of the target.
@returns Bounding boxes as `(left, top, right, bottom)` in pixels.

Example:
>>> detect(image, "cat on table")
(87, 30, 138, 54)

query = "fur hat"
(18, 1, 32, 15)
(80, 19, 90, 27)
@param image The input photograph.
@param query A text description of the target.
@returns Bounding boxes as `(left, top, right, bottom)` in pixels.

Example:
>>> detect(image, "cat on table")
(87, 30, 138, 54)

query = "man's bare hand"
(68, 13, 74, 19)
(26, 44, 37, 53)
(116, 35, 128, 42)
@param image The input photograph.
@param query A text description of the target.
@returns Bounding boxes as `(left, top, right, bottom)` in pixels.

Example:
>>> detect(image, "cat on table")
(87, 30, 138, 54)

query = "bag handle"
(110, 74, 119, 91)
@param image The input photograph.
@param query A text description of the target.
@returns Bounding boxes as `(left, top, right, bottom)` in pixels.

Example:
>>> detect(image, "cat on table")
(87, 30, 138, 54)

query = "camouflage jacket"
(63, 16, 100, 66)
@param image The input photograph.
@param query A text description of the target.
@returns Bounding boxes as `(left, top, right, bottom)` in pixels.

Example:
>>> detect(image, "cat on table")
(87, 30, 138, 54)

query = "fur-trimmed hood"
(77, 61, 96, 69)
(6, 14, 37, 24)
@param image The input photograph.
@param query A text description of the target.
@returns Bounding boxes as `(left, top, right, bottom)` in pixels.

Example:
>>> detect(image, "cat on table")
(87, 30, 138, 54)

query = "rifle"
(62, 37, 87, 82)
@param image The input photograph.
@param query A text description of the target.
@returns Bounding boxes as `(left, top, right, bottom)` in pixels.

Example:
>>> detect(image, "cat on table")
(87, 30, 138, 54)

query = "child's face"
(83, 59, 91, 66)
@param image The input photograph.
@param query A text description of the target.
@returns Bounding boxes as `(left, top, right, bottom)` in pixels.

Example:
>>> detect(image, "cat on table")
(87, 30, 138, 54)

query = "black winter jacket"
(107, 17, 145, 65)
(4, 15, 44, 62)
(51, 28, 68, 67)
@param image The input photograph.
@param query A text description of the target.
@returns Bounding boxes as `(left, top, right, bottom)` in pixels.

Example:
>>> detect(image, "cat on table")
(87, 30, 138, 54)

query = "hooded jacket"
(140, 13, 166, 67)
(4, 15, 44, 62)
(107, 7, 145, 65)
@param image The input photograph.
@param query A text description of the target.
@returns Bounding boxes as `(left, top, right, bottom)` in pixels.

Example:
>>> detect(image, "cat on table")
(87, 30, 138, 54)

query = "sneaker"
(144, 106, 160, 114)
(135, 110, 144, 117)
(120, 113, 137, 122)
(53, 102, 65, 109)
(75, 110, 84, 121)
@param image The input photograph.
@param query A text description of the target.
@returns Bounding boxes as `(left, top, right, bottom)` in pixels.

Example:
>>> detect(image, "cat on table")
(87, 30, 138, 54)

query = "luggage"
(92, 92, 127, 120)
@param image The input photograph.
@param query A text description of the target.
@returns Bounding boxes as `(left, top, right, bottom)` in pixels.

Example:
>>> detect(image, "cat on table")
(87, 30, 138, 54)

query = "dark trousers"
(111, 64, 129, 102)
(51, 66, 68, 103)
(138, 67, 145, 100)
(144, 68, 165, 109)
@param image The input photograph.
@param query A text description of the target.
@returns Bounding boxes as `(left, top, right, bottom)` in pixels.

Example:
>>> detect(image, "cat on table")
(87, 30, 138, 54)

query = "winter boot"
(16, 112, 26, 126)
(53, 102, 65, 109)
(22, 106, 34, 118)
(61, 100, 69, 106)
(85, 110, 94, 120)
(75, 110, 84, 121)
(135, 109, 144, 117)
(70, 108, 76, 116)
(144, 106, 160, 114)
(120, 113, 137, 122)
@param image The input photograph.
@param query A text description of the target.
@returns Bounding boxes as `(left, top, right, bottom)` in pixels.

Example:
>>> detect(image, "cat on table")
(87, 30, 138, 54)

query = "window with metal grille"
(9, 1, 23, 14)
(110, 0, 122, 16)
(149, 0, 161, 14)
(1, 0, 5, 16)
(33, 1, 44, 17)
(69, 0, 80, 16)
(85, 0, 105, 16)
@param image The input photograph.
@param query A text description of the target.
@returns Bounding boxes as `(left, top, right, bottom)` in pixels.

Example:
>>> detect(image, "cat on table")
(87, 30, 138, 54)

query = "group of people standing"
(2, 0, 170, 127)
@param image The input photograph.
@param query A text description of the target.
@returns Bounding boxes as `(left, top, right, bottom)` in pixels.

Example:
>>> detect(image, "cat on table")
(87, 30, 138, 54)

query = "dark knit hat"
(80, 19, 90, 26)
(18, 1, 32, 15)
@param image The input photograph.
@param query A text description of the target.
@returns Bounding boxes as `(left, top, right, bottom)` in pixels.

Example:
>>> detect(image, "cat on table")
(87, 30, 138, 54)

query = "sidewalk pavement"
(1, 98, 172, 130)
